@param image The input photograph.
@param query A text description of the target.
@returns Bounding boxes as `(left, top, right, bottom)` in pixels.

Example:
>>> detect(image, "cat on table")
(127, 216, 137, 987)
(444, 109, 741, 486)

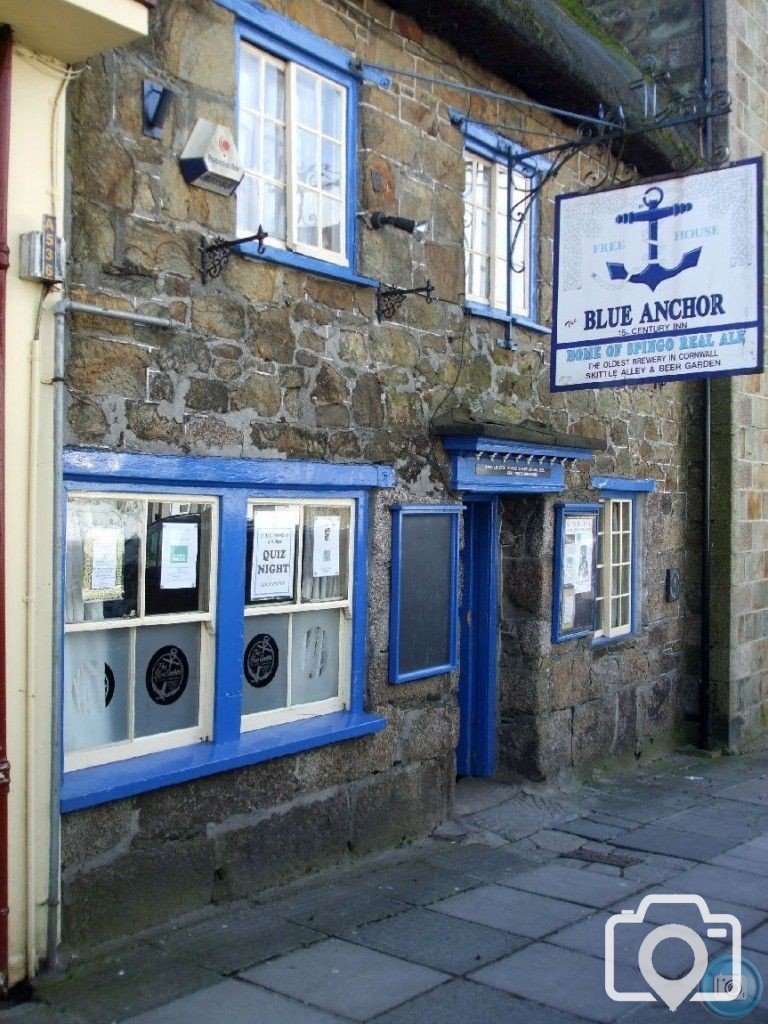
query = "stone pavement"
(5, 750, 768, 1023)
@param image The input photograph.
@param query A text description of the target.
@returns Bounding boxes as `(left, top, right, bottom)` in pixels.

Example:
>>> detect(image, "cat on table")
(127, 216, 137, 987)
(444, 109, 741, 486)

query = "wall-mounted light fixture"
(369, 211, 429, 241)
(142, 80, 174, 139)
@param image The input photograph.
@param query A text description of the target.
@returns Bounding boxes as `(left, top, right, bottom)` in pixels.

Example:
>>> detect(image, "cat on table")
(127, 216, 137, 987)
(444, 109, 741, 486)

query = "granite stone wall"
(709, 0, 768, 751)
(60, 0, 702, 947)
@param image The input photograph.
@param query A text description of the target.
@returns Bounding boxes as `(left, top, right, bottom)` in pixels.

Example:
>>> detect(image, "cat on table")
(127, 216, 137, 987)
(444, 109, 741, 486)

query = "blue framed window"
(552, 503, 600, 643)
(60, 448, 393, 811)
(389, 505, 460, 684)
(452, 112, 550, 331)
(219, 0, 374, 286)
(591, 477, 654, 642)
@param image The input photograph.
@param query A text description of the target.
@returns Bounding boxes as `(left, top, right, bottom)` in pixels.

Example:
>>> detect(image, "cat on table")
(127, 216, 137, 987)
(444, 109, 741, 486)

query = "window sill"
(592, 632, 637, 649)
(237, 241, 378, 290)
(463, 303, 550, 335)
(61, 710, 387, 812)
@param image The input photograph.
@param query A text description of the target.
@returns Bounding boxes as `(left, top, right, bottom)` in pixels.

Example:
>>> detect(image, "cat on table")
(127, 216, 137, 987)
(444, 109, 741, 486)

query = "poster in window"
(312, 515, 340, 578)
(554, 506, 598, 641)
(82, 527, 124, 603)
(160, 522, 198, 590)
(563, 516, 595, 595)
(250, 510, 296, 601)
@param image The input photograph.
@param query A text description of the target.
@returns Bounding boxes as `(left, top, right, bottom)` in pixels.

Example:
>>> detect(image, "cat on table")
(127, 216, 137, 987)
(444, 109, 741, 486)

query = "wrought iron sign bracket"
(377, 280, 434, 321)
(200, 226, 268, 284)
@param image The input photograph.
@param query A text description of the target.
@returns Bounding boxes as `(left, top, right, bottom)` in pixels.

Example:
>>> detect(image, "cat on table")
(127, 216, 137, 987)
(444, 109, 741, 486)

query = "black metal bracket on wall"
(376, 280, 434, 321)
(200, 226, 268, 284)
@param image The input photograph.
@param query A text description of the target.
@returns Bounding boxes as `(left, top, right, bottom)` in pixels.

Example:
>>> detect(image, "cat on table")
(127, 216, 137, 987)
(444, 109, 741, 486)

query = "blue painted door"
(457, 498, 498, 777)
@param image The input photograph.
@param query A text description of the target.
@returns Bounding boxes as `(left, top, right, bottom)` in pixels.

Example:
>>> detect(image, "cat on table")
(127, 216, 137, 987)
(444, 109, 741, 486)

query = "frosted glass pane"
(242, 614, 289, 714)
(321, 140, 342, 195)
(264, 62, 285, 119)
(134, 624, 200, 737)
(64, 630, 130, 753)
(322, 197, 342, 253)
(239, 47, 261, 110)
(321, 81, 342, 139)
(296, 128, 318, 185)
(296, 188, 319, 246)
(290, 608, 340, 704)
(296, 68, 317, 127)
(262, 120, 286, 181)
(263, 183, 286, 238)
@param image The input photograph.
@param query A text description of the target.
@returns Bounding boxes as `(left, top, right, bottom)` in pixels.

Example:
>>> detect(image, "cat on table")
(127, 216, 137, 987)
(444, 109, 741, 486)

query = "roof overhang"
(4, 0, 148, 64)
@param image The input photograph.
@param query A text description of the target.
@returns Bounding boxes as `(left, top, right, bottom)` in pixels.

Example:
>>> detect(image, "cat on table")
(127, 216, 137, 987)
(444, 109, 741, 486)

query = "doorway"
(457, 497, 499, 777)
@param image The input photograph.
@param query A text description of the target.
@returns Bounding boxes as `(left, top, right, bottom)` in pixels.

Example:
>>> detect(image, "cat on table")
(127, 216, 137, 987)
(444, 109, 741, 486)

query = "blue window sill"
(463, 303, 550, 335)
(237, 241, 378, 290)
(592, 633, 638, 649)
(61, 710, 387, 812)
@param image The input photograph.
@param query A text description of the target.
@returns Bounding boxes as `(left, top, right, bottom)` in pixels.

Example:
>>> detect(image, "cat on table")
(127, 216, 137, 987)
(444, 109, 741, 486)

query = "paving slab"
(421, 843, 536, 883)
(363, 859, 480, 906)
(267, 883, 409, 936)
(152, 902, 322, 973)
(470, 941, 645, 1023)
(620, 853, 699, 885)
(454, 779, 521, 816)
(556, 819, 631, 842)
(653, 804, 768, 844)
(0, 1008, 82, 1024)
(610, 825, 737, 861)
(342, 906, 528, 975)
(744, 921, 768, 955)
(617, 998, 768, 1023)
(609, 887, 768, 937)
(429, 883, 591, 937)
(465, 797, 576, 841)
(240, 938, 448, 1021)
(371, 977, 591, 1024)
(33, 947, 222, 1024)
(120, 978, 346, 1024)
(498, 862, 646, 909)
(661, 864, 768, 912)
(713, 777, 768, 808)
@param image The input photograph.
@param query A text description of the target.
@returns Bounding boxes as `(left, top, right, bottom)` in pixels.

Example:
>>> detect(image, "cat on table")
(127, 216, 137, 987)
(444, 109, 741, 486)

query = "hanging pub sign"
(550, 158, 763, 391)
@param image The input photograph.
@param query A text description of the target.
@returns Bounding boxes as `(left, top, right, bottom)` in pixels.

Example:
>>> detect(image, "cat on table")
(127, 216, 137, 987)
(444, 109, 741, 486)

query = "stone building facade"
(56, 0, 711, 950)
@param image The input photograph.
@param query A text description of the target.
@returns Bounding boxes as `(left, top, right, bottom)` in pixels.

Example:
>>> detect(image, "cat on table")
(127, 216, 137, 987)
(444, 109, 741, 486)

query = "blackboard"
(390, 506, 459, 682)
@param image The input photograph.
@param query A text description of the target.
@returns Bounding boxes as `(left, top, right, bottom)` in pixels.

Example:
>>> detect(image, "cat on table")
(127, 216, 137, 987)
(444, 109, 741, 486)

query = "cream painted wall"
(5, 47, 65, 986)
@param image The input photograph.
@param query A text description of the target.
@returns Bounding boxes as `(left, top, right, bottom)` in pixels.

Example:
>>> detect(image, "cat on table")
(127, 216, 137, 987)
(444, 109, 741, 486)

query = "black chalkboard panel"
(390, 507, 459, 682)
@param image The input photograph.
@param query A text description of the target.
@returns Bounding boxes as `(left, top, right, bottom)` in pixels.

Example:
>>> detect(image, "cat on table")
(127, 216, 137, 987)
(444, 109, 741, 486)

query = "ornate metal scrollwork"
(200, 226, 269, 284)
(376, 280, 435, 321)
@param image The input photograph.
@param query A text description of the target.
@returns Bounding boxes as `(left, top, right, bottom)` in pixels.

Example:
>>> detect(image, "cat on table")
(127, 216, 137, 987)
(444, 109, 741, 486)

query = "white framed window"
(237, 40, 347, 266)
(63, 493, 217, 771)
(464, 153, 531, 318)
(242, 500, 354, 729)
(595, 498, 633, 639)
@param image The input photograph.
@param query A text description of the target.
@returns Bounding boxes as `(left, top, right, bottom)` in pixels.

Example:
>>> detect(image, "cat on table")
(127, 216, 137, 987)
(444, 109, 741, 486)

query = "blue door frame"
(457, 496, 499, 777)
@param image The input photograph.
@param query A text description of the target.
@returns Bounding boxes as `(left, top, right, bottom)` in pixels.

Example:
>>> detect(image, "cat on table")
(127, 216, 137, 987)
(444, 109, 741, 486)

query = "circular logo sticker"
(699, 955, 764, 1018)
(146, 646, 189, 705)
(104, 662, 115, 708)
(244, 634, 279, 688)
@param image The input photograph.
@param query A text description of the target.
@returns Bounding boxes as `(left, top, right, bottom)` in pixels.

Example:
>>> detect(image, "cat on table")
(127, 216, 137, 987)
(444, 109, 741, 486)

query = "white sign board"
(551, 159, 763, 391)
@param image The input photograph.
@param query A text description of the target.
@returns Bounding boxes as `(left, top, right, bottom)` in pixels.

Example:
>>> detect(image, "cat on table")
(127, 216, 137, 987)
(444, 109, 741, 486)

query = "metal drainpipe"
(699, 0, 714, 749)
(47, 300, 176, 971)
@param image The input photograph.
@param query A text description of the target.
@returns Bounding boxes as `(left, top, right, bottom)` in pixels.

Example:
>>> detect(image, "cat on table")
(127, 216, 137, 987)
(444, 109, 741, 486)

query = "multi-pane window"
(243, 501, 352, 727)
(64, 495, 216, 770)
(595, 498, 633, 638)
(60, 452, 392, 807)
(237, 40, 347, 264)
(464, 153, 531, 318)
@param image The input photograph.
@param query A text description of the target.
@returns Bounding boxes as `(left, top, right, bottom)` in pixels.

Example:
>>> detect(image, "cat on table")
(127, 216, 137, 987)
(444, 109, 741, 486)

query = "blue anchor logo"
(606, 186, 702, 292)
